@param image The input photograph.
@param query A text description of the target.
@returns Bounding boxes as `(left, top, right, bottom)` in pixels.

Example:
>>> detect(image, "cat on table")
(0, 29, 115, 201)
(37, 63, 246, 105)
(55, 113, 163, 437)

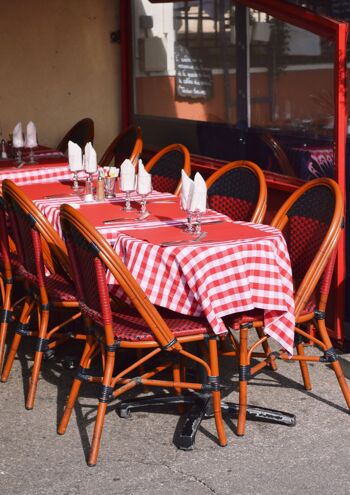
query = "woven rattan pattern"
(150, 150, 185, 180)
(79, 303, 211, 341)
(208, 167, 259, 203)
(208, 195, 254, 221)
(65, 226, 111, 321)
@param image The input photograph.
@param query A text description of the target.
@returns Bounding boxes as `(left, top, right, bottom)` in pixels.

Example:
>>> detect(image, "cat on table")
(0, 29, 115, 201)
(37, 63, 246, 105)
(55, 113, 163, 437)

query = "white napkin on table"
(24, 121, 38, 148)
(181, 169, 194, 210)
(12, 122, 24, 148)
(137, 159, 152, 195)
(68, 140, 83, 172)
(188, 172, 207, 213)
(120, 158, 136, 191)
(83, 142, 97, 174)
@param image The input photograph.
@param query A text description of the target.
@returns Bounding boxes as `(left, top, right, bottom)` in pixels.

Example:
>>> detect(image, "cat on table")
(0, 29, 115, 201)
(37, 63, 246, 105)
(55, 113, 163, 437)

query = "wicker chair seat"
(12, 266, 77, 303)
(45, 273, 77, 302)
(80, 303, 212, 342)
(224, 296, 316, 331)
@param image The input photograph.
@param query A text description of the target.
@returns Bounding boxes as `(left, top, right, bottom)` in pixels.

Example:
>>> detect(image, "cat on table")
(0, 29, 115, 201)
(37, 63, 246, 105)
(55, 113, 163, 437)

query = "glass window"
(131, 1, 336, 179)
(132, 0, 236, 123)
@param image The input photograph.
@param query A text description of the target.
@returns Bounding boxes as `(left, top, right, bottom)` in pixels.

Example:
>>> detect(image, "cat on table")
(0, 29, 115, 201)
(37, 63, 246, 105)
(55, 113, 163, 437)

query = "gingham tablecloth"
(107, 221, 295, 356)
(0, 150, 71, 187)
(25, 183, 295, 355)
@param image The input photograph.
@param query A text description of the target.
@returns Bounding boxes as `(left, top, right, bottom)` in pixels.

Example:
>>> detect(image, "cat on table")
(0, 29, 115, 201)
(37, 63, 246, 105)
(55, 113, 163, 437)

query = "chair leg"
(1, 297, 33, 382)
(295, 334, 312, 390)
(208, 338, 227, 447)
(317, 320, 350, 409)
(88, 351, 115, 467)
(58, 336, 97, 434)
(0, 283, 13, 371)
(256, 327, 277, 371)
(237, 325, 249, 436)
(25, 309, 50, 410)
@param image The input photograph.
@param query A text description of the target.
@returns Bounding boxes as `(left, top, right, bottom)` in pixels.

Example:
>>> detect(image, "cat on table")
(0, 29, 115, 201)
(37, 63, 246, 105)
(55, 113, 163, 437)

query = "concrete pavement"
(0, 342, 349, 495)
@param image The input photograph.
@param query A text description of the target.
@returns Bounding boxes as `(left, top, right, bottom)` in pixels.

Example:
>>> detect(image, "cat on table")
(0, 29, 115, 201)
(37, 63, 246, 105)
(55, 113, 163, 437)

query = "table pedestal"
(116, 393, 296, 450)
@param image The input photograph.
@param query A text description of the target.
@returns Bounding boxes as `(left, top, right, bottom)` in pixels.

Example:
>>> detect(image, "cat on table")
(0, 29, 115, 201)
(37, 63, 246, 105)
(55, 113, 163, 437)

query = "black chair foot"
(220, 401, 296, 426)
(173, 394, 211, 450)
(116, 393, 197, 419)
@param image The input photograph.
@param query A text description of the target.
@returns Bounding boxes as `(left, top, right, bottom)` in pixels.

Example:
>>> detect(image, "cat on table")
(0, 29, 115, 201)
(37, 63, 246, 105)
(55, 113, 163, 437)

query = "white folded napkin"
(12, 122, 24, 148)
(83, 142, 97, 174)
(24, 121, 38, 148)
(189, 172, 207, 213)
(181, 169, 194, 210)
(120, 158, 136, 191)
(68, 140, 83, 172)
(137, 159, 152, 195)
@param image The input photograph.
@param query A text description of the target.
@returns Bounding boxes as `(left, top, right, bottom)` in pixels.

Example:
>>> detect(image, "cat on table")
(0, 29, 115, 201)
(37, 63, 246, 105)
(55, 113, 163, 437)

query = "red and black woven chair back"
(99, 126, 143, 168)
(57, 118, 94, 154)
(3, 189, 46, 291)
(205, 160, 267, 223)
(270, 178, 343, 316)
(61, 220, 112, 325)
(145, 144, 190, 196)
(282, 185, 334, 284)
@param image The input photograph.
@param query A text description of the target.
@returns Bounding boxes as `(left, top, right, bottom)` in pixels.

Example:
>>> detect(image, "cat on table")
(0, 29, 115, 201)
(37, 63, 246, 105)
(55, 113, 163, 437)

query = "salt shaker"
(1, 139, 7, 159)
(96, 168, 105, 201)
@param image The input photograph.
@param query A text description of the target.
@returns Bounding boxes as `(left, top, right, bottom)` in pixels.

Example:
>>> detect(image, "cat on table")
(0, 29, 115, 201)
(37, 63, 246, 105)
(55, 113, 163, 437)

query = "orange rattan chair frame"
(1, 180, 82, 410)
(222, 178, 350, 436)
(144, 143, 190, 196)
(260, 132, 296, 178)
(57, 118, 94, 154)
(0, 195, 25, 372)
(205, 160, 267, 223)
(58, 204, 227, 466)
(99, 126, 143, 168)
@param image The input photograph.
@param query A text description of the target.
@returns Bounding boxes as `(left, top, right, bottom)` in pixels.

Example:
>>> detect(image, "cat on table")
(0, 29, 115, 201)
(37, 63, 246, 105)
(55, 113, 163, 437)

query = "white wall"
(0, 0, 121, 157)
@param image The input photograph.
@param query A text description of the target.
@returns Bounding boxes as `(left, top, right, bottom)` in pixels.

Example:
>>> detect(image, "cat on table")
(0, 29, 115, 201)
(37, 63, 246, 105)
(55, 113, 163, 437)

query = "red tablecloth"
(24, 182, 295, 355)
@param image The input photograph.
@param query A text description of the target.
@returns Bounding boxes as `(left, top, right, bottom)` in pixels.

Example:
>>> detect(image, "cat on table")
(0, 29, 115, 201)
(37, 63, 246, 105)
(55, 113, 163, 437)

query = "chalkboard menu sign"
(175, 44, 213, 100)
(330, 0, 350, 20)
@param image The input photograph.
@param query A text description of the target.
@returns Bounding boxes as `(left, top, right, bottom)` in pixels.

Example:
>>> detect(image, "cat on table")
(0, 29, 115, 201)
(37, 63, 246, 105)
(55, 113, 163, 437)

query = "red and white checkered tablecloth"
(107, 221, 295, 356)
(0, 149, 71, 188)
(0, 164, 72, 187)
(25, 183, 295, 355)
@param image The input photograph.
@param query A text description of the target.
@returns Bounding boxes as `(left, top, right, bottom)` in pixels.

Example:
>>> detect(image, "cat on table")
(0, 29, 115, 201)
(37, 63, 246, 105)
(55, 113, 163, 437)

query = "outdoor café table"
(22, 180, 297, 445)
(0, 146, 71, 187)
(24, 180, 295, 355)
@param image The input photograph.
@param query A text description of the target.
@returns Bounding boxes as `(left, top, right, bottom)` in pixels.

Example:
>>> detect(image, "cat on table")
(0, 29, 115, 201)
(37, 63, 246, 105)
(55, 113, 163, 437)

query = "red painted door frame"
(121, 0, 348, 342)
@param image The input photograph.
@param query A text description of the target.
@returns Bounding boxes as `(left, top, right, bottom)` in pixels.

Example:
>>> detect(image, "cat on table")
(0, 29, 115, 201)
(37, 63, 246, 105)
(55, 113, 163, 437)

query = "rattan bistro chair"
(205, 160, 267, 223)
(223, 178, 350, 436)
(1, 180, 82, 410)
(57, 118, 94, 154)
(58, 204, 227, 466)
(144, 144, 190, 196)
(99, 126, 143, 168)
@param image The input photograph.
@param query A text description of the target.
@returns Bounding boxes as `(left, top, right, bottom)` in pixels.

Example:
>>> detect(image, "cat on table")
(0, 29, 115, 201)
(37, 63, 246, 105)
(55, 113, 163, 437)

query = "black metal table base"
(116, 393, 296, 450)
